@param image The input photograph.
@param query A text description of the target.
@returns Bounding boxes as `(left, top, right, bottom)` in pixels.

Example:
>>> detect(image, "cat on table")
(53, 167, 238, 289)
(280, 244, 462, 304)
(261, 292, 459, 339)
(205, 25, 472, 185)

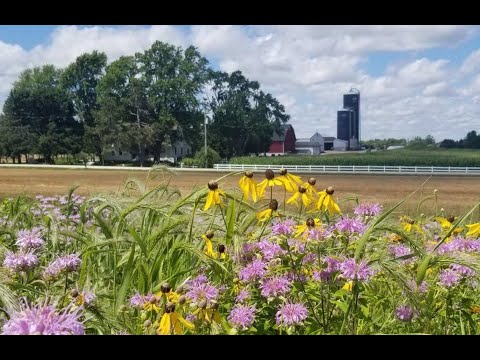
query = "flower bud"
(308, 178, 316, 186)
(175, 285, 185, 294)
(205, 230, 214, 239)
(218, 244, 226, 253)
(160, 282, 171, 294)
(326, 186, 334, 195)
(144, 320, 152, 328)
(178, 295, 186, 305)
(71, 289, 79, 298)
(280, 168, 287, 176)
(148, 295, 158, 304)
(447, 215, 455, 223)
(245, 171, 253, 178)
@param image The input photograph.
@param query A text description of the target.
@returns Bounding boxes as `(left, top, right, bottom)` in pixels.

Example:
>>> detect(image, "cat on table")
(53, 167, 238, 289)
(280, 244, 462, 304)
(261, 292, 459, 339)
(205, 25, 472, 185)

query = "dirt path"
(0, 168, 479, 216)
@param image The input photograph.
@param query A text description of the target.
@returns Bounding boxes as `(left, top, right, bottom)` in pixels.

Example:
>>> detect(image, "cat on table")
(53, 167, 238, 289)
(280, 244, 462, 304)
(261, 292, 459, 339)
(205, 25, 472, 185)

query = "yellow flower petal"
(466, 223, 480, 238)
(159, 313, 171, 335)
(204, 191, 215, 211)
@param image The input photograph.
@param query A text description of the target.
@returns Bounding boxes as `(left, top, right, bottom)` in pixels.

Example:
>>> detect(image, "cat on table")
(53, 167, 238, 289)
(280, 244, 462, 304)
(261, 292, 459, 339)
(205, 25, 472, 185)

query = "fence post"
(384, 165, 386, 173)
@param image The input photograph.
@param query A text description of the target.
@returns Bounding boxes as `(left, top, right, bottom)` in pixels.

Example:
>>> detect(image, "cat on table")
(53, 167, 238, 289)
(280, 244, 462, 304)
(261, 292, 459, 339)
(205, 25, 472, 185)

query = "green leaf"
(115, 242, 136, 314)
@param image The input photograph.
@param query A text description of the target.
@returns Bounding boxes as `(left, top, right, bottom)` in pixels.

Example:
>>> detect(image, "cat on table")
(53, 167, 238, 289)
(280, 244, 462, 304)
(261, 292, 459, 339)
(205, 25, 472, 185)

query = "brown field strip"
(0, 168, 479, 217)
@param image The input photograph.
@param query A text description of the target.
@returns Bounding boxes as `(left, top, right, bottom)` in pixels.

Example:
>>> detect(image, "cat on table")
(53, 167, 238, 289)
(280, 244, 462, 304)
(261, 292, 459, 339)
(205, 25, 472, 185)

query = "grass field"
(1, 167, 479, 217)
(231, 148, 480, 167)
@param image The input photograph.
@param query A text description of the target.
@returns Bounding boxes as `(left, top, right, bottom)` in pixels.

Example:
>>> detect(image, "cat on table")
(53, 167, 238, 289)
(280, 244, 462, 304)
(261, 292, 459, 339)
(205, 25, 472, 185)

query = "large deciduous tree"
(60, 51, 108, 158)
(2, 65, 82, 163)
(206, 70, 289, 158)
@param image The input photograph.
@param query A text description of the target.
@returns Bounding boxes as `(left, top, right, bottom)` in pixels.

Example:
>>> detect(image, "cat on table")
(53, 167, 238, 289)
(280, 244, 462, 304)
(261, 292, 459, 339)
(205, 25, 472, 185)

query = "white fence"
(213, 164, 480, 175)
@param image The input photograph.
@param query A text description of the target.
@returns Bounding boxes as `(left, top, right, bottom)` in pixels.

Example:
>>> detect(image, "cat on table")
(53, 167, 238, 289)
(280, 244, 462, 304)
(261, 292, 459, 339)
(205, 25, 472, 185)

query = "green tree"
(207, 70, 289, 158)
(2, 65, 82, 163)
(60, 51, 108, 157)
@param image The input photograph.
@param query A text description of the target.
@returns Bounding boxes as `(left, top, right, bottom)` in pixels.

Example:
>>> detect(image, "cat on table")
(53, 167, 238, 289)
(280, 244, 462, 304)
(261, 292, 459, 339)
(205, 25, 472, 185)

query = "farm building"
(104, 139, 192, 164)
(333, 139, 349, 151)
(295, 132, 325, 154)
(266, 124, 297, 156)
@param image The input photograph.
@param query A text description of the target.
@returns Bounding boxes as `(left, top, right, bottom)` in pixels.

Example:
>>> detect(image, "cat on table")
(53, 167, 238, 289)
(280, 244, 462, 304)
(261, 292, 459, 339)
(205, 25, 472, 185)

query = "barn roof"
(271, 124, 294, 142)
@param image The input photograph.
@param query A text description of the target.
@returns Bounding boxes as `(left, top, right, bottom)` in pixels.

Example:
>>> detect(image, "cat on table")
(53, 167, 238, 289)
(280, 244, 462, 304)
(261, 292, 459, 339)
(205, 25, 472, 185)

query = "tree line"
(0, 41, 289, 165)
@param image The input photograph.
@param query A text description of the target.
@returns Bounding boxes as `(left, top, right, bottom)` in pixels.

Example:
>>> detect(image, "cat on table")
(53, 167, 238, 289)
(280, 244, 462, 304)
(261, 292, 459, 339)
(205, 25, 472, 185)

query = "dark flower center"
(326, 186, 335, 195)
(207, 181, 218, 190)
(269, 199, 279, 211)
(265, 169, 275, 180)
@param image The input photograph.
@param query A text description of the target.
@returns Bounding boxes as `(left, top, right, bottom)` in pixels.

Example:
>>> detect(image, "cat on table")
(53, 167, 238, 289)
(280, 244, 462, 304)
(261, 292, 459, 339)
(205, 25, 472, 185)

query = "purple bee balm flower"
(286, 271, 308, 283)
(256, 239, 285, 261)
(395, 305, 414, 322)
(323, 256, 341, 272)
(335, 217, 367, 235)
(185, 282, 219, 305)
(388, 244, 416, 264)
(271, 218, 296, 236)
(306, 227, 331, 242)
(450, 264, 476, 277)
(287, 239, 306, 253)
(15, 227, 44, 250)
(340, 258, 375, 281)
(354, 203, 382, 217)
(438, 237, 480, 254)
(129, 292, 146, 309)
(260, 276, 292, 298)
(235, 289, 250, 303)
(228, 304, 256, 330)
(406, 280, 428, 294)
(1, 302, 85, 335)
(3, 251, 39, 272)
(185, 313, 198, 323)
(276, 302, 308, 326)
(239, 260, 268, 282)
(302, 252, 317, 265)
(43, 254, 82, 280)
(439, 269, 461, 288)
(186, 274, 208, 288)
(32, 209, 43, 217)
(312, 270, 330, 282)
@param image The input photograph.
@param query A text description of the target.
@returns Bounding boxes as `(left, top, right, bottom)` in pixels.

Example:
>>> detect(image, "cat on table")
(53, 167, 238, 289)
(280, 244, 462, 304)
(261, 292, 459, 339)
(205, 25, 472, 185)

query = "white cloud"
(0, 25, 479, 142)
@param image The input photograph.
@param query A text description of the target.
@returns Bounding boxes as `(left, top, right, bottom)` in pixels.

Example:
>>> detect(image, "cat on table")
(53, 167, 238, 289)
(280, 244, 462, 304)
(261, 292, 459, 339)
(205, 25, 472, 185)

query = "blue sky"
(0, 25, 479, 141)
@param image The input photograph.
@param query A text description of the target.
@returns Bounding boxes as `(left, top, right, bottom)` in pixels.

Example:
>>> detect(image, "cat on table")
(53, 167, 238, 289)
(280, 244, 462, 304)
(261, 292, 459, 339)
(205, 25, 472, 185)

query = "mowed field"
(0, 168, 480, 217)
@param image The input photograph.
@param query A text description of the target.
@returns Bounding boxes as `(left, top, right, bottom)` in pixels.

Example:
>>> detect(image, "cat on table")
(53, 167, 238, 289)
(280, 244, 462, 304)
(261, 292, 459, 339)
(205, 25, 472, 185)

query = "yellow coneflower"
(257, 199, 280, 222)
(257, 170, 283, 199)
(316, 186, 341, 216)
(435, 215, 463, 241)
(204, 180, 225, 211)
(389, 233, 403, 242)
(294, 217, 322, 238)
(277, 168, 303, 193)
(143, 294, 161, 313)
(400, 216, 423, 234)
(470, 305, 480, 314)
(466, 223, 480, 238)
(239, 171, 258, 203)
(435, 215, 455, 230)
(158, 302, 194, 335)
(303, 178, 318, 198)
(201, 230, 227, 260)
(342, 281, 353, 292)
(286, 185, 312, 208)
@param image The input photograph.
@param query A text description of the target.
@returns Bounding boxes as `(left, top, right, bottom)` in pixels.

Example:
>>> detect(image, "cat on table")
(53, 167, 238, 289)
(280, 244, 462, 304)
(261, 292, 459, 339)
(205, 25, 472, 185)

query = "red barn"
(267, 124, 297, 155)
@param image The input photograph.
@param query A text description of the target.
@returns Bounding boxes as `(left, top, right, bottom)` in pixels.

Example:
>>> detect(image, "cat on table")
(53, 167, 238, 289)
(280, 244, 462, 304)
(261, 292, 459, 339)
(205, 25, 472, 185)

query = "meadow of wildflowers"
(0, 169, 480, 335)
